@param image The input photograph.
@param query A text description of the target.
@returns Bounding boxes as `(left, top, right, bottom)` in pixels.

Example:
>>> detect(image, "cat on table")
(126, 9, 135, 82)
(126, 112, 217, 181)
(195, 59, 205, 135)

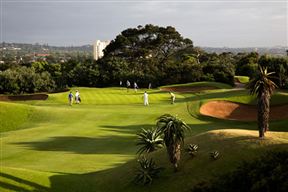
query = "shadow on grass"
(0, 172, 48, 192)
(11, 124, 157, 155)
(46, 143, 288, 192)
(48, 160, 138, 192)
(99, 124, 155, 134)
(12, 135, 138, 154)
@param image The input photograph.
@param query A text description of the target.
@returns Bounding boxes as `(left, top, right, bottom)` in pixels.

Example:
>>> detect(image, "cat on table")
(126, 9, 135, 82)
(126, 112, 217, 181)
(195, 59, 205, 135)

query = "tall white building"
(93, 40, 110, 60)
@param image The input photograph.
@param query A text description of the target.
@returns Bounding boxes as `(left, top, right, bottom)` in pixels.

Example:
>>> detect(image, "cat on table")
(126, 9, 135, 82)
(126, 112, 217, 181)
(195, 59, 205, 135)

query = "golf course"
(1, 82, 288, 192)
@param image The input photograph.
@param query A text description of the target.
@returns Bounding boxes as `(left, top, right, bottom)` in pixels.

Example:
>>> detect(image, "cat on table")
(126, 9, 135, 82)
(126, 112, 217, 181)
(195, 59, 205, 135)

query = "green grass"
(235, 76, 250, 84)
(160, 81, 232, 89)
(45, 87, 182, 105)
(214, 91, 288, 105)
(1, 85, 288, 192)
(0, 102, 35, 132)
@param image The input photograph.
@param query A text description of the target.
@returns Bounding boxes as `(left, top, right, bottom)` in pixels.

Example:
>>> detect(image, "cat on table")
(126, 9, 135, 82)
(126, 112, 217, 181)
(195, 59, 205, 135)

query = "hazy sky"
(1, 0, 287, 47)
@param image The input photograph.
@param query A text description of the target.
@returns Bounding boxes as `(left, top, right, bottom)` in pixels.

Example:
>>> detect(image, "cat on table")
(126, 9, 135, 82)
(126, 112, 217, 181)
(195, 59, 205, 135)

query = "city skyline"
(1, 0, 287, 47)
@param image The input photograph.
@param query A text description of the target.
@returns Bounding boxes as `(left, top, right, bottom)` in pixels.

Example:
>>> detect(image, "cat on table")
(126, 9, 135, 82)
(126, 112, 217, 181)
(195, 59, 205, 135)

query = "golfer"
(68, 92, 73, 106)
(143, 91, 149, 106)
(170, 92, 175, 104)
(134, 82, 138, 92)
(75, 90, 80, 104)
(126, 80, 131, 92)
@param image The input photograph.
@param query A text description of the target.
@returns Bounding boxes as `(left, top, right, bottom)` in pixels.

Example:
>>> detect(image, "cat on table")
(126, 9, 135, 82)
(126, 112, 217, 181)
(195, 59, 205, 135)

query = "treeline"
(236, 52, 288, 88)
(96, 24, 287, 88)
(0, 56, 98, 94)
(0, 24, 287, 94)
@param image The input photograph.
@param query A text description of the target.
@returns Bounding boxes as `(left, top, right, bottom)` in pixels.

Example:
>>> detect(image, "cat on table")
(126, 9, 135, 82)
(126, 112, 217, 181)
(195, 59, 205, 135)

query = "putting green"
(1, 84, 288, 192)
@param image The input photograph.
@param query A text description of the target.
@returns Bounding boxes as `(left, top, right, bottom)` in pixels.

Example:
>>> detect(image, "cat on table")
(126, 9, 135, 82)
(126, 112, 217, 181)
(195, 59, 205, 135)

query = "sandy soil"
(200, 100, 288, 121)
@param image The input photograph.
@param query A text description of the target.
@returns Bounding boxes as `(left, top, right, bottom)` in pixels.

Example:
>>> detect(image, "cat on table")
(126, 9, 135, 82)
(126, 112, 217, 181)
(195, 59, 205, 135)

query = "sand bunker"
(161, 86, 218, 93)
(200, 100, 288, 121)
(0, 94, 48, 101)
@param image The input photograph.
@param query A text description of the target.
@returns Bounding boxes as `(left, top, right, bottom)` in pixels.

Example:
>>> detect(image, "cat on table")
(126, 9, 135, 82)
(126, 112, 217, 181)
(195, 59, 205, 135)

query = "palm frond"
(247, 66, 277, 98)
(156, 114, 191, 170)
(157, 114, 190, 147)
(136, 128, 163, 154)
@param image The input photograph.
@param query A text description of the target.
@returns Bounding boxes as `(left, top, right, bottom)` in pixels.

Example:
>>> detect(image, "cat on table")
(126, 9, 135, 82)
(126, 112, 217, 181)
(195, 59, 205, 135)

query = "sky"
(1, 0, 287, 47)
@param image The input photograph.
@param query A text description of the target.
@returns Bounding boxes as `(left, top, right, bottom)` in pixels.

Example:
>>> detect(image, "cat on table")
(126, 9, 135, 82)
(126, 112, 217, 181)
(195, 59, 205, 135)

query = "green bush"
(186, 144, 199, 157)
(210, 151, 220, 160)
(0, 67, 55, 94)
(191, 150, 288, 192)
(136, 128, 163, 154)
(134, 157, 163, 185)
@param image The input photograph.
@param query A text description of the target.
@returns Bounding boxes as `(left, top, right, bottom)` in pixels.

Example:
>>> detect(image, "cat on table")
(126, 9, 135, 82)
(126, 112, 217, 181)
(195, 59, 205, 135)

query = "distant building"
(93, 40, 110, 60)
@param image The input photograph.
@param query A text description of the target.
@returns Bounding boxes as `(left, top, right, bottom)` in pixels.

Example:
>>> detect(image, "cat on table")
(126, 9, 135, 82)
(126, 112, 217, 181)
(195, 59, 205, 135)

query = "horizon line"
(1, 41, 287, 49)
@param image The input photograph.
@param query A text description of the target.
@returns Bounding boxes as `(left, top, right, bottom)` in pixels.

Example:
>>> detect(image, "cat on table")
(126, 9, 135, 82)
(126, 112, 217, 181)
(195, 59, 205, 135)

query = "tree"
(136, 128, 163, 154)
(0, 67, 55, 94)
(202, 53, 235, 86)
(0, 69, 20, 94)
(259, 55, 288, 88)
(156, 114, 190, 171)
(235, 52, 259, 78)
(99, 24, 193, 87)
(247, 66, 277, 138)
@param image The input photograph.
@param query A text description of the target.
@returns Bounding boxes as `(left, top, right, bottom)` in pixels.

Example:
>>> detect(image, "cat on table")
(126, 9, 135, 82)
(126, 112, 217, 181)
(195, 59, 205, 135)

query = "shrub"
(136, 128, 163, 154)
(0, 67, 55, 94)
(187, 144, 199, 157)
(210, 151, 220, 160)
(134, 157, 163, 185)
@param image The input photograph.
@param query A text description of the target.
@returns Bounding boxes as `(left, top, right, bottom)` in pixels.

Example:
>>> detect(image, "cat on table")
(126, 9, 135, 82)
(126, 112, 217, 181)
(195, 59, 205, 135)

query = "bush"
(0, 67, 55, 94)
(134, 156, 163, 185)
(191, 150, 288, 192)
(0, 69, 20, 94)
(210, 151, 220, 160)
(136, 128, 163, 154)
(187, 144, 199, 157)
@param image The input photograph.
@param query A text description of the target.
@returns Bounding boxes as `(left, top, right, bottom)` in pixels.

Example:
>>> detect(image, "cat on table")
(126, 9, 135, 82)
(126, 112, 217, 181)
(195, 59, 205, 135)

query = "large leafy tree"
(235, 52, 259, 78)
(259, 55, 288, 88)
(247, 66, 277, 138)
(156, 114, 190, 171)
(99, 24, 193, 86)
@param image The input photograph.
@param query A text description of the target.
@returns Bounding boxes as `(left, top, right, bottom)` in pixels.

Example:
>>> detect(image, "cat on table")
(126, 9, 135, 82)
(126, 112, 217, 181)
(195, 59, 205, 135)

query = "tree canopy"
(98, 24, 193, 87)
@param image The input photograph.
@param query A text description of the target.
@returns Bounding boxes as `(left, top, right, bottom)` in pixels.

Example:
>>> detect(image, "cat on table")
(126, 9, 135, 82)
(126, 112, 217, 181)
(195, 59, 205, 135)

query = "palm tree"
(136, 128, 163, 154)
(156, 114, 190, 171)
(247, 66, 277, 138)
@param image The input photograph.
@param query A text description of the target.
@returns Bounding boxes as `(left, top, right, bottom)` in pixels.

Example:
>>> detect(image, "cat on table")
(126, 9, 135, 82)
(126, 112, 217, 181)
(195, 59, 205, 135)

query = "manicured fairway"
(1, 84, 288, 192)
(234, 76, 250, 84)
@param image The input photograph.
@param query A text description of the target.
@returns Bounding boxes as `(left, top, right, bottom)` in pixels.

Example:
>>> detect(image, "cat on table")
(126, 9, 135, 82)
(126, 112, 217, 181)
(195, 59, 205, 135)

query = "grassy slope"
(1, 85, 288, 192)
(47, 87, 177, 105)
(3, 129, 286, 192)
(0, 102, 35, 133)
(220, 90, 288, 105)
(235, 76, 250, 84)
(160, 81, 232, 89)
(1, 88, 189, 191)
